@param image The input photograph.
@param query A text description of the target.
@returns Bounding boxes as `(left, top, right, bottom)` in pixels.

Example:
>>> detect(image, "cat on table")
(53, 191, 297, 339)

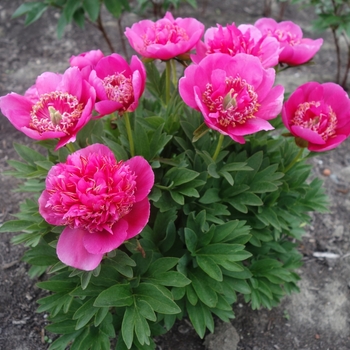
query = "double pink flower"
(282, 82, 350, 151)
(87, 54, 146, 116)
(255, 18, 323, 65)
(192, 23, 281, 68)
(70, 51, 146, 117)
(39, 144, 154, 271)
(179, 53, 284, 143)
(125, 12, 204, 60)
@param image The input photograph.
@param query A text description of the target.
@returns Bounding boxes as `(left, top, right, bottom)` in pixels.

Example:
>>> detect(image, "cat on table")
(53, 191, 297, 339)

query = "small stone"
(323, 168, 331, 176)
(204, 322, 240, 350)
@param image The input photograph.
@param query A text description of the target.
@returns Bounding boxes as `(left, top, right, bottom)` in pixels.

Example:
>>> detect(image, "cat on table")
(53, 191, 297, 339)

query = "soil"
(1, 0, 350, 349)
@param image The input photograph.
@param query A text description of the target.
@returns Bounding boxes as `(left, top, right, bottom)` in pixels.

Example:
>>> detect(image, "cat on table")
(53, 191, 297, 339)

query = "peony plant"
(0, 9, 343, 350)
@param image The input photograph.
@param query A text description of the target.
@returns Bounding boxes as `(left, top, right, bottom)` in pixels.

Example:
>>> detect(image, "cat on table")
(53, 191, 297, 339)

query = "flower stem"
(170, 58, 177, 87)
(212, 133, 224, 161)
(124, 112, 135, 157)
(284, 147, 304, 173)
(66, 142, 75, 154)
(165, 60, 171, 105)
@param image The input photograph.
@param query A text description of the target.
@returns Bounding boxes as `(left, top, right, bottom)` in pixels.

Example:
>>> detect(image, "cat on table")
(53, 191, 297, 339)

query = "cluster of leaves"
(0, 60, 328, 349)
(293, 0, 350, 87)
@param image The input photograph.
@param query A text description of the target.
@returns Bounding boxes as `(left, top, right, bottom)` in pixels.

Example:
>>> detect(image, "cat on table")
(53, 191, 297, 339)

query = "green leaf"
(233, 192, 263, 206)
(134, 119, 150, 159)
(12, 3, 40, 18)
(73, 298, 97, 330)
(220, 162, 251, 172)
(35, 160, 55, 170)
(94, 307, 109, 327)
(196, 243, 246, 260)
(186, 284, 198, 306)
(170, 190, 184, 205)
(186, 301, 207, 339)
(188, 269, 218, 308)
(22, 241, 58, 266)
(249, 181, 279, 193)
(257, 207, 281, 231)
(73, 8, 85, 28)
(48, 330, 85, 350)
(104, 0, 123, 17)
(83, 0, 100, 21)
(196, 256, 222, 281)
(12, 2, 48, 25)
(136, 299, 156, 322)
(165, 167, 200, 187)
(229, 278, 251, 294)
(184, 228, 198, 253)
(94, 284, 133, 307)
(199, 188, 221, 204)
(46, 320, 77, 335)
(7, 160, 37, 174)
(63, 0, 81, 22)
(146, 271, 191, 287)
(13, 143, 46, 165)
(0, 220, 34, 233)
(122, 304, 152, 348)
(134, 283, 181, 314)
(148, 257, 178, 275)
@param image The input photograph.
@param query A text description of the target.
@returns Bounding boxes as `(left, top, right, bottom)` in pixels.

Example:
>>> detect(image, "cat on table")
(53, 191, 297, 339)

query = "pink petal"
(83, 220, 128, 255)
(95, 100, 124, 116)
(95, 55, 131, 78)
(0, 93, 32, 128)
(123, 198, 151, 239)
(60, 67, 83, 100)
(308, 134, 346, 152)
(38, 190, 65, 226)
(291, 125, 325, 145)
(227, 118, 274, 136)
(57, 227, 104, 271)
(125, 156, 155, 201)
(255, 85, 284, 120)
(35, 72, 62, 95)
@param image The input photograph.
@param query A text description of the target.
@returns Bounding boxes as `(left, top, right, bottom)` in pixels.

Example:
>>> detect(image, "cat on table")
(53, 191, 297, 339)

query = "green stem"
(212, 133, 224, 161)
(170, 58, 177, 87)
(124, 112, 135, 157)
(66, 142, 75, 154)
(165, 60, 171, 105)
(284, 147, 304, 173)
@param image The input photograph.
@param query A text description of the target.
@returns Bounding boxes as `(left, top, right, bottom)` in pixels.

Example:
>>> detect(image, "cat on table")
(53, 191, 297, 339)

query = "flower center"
(142, 21, 189, 47)
(292, 101, 337, 141)
(48, 155, 137, 234)
(274, 29, 301, 46)
(103, 73, 133, 111)
(202, 76, 259, 127)
(30, 91, 83, 135)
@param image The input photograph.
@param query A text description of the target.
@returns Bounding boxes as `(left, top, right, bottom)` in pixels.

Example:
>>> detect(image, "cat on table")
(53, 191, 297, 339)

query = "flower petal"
(57, 227, 104, 271)
(83, 220, 128, 255)
(123, 198, 151, 239)
(125, 156, 154, 202)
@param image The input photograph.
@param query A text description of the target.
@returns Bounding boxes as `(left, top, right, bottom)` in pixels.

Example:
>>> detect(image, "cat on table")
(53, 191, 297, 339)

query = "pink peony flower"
(124, 11, 205, 60)
(179, 53, 284, 144)
(38, 143, 154, 271)
(254, 18, 323, 65)
(192, 23, 281, 68)
(0, 67, 96, 150)
(88, 54, 146, 116)
(282, 82, 350, 152)
(69, 49, 104, 79)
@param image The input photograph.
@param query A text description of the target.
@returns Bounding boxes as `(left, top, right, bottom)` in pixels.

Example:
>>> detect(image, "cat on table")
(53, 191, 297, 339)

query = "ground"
(1, 0, 350, 349)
